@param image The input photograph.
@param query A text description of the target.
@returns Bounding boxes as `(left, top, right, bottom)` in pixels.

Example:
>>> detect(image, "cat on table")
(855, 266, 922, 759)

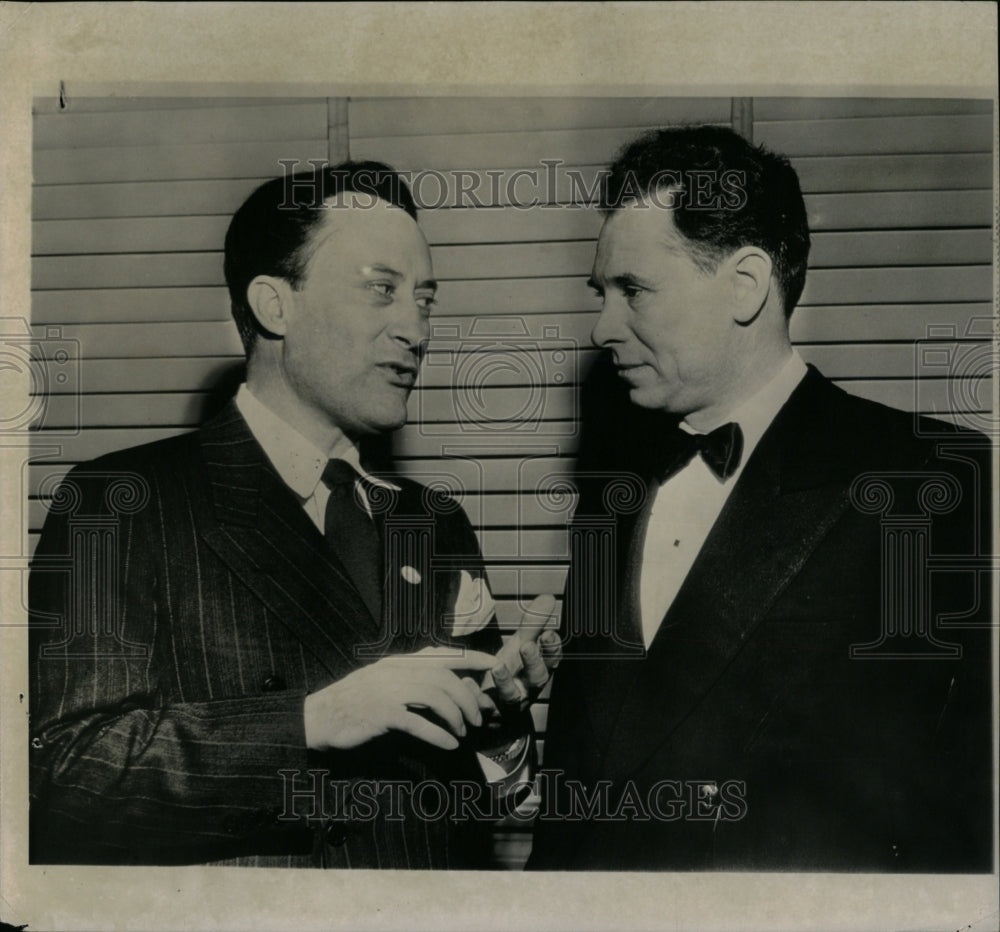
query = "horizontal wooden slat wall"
(27, 98, 330, 548)
(29, 96, 995, 870)
(755, 97, 994, 429)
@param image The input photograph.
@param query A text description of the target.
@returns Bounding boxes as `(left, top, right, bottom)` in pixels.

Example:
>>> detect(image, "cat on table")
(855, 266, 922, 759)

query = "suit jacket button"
(261, 675, 286, 692)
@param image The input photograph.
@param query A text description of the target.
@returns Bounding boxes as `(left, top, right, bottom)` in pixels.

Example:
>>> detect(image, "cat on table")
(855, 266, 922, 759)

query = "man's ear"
(246, 275, 293, 338)
(728, 247, 773, 325)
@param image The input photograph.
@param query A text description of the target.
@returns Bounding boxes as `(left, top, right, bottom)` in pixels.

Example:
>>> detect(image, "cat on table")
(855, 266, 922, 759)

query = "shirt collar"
(235, 384, 399, 499)
(681, 350, 808, 460)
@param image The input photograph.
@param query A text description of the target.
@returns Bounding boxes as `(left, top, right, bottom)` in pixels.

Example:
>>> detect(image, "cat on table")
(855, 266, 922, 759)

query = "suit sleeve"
(28, 466, 314, 864)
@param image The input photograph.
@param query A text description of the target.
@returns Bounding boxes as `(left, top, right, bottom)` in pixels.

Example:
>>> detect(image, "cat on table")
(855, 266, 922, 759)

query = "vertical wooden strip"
(732, 97, 754, 142)
(328, 98, 350, 163)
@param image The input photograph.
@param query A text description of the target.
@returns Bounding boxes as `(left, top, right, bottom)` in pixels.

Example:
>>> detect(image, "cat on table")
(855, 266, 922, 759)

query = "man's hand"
(304, 647, 499, 752)
(489, 593, 563, 709)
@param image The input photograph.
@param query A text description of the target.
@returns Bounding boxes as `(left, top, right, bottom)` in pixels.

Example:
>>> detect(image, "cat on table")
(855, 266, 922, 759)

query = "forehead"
(593, 200, 688, 273)
(302, 194, 430, 270)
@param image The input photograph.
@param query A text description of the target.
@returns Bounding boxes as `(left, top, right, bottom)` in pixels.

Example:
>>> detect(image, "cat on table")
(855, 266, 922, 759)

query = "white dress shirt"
(235, 383, 398, 531)
(639, 352, 808, 648)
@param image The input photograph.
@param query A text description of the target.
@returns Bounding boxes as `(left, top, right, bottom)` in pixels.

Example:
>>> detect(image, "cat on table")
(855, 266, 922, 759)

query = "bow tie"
(657, 422, 744, 482)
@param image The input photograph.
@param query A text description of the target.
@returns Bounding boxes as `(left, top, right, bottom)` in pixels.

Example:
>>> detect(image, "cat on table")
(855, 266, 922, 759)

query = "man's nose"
(390, 303, 430, 354)
(591, 298, 625, 348)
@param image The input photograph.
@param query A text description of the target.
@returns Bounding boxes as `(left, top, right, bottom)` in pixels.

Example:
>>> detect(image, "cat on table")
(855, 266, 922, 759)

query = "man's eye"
(369, 282, 395, 298)
(623, 285, 644, 300)
(416, 294, 437, 312)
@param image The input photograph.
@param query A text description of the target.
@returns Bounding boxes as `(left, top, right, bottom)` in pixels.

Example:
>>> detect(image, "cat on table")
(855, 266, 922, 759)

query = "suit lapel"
(593, 369, 858, 782)
(349, 477, 448, 659)
(559, 474, 655, 767)
(195, 403, 382, 679)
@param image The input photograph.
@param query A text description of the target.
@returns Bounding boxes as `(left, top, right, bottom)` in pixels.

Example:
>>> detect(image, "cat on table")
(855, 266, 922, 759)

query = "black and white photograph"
(1, 4, 997, 931)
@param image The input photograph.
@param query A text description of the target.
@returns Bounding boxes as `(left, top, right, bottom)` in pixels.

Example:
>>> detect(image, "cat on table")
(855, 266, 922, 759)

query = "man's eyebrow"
(591, 273, 652, 291)
(363, 265, 437, 292)
(362, 263, 404, 279)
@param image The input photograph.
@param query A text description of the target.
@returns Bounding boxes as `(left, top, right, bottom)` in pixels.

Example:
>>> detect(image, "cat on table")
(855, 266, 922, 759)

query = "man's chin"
(362, 405, 410, 436)
(627, 385, 676, 412)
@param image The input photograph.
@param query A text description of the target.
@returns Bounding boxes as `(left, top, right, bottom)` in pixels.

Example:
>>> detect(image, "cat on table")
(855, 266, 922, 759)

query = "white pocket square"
(449, 569, 496, 637)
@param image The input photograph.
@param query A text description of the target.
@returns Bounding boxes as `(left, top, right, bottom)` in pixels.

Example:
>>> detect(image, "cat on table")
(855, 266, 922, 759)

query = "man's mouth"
(379, 362, 419, 387)
(615, 362, 650, 379)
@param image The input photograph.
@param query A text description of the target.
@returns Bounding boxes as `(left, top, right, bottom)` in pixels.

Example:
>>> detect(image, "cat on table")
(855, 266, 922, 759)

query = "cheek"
(639, 314, 718, 380)
(633, 303, 684, 361)
(301, 314, 367, 367)
(285, 328, 361, 404)
(675, 286, 728, 348)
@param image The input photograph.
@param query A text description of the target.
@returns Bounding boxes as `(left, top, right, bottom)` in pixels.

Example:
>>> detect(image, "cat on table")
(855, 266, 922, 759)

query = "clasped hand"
(304, 594, 562, 751)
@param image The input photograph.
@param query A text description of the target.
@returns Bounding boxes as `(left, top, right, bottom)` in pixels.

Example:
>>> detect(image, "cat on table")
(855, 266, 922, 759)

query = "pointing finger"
(517, 593, 558, 645)
(520, 640, 550, 691)
(539, 629, 563, 670)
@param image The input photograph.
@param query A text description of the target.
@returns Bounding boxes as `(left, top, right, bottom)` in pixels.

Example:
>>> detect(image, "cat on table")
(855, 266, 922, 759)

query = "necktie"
(658, 422, 744, 483)
(321, 459, 383, 624)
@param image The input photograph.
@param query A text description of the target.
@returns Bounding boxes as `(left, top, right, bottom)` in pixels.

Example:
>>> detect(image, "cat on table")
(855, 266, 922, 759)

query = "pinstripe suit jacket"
(29, 403, 502, 867)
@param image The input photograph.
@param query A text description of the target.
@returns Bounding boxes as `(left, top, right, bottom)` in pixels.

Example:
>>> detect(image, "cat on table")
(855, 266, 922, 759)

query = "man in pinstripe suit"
(29, 162, 559, 867)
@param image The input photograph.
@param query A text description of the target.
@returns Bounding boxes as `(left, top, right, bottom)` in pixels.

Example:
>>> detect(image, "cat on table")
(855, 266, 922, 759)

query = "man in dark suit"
(529, 126, 993, 871)
(29, 162, 559, 868)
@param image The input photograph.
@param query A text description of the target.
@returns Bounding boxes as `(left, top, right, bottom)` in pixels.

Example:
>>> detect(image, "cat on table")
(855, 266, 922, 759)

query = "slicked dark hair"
(224, 160, 419, 356)
(602, 125, 810, 317)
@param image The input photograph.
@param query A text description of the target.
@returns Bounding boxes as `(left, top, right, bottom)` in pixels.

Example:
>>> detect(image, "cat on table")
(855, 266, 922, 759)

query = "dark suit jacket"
(29, 403, 504, 868)
(530, 367, 993, 871)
